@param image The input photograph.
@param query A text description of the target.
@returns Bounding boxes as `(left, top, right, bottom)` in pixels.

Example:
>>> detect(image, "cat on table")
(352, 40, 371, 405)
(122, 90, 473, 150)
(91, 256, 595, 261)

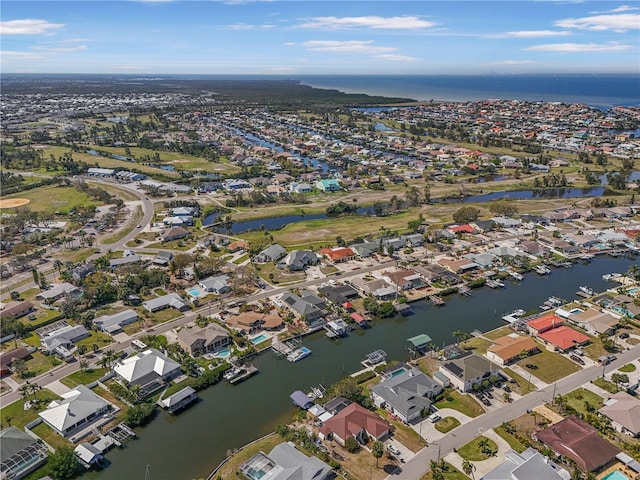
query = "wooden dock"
(229, 365, 259, 385)
(429, 295, 445, 306)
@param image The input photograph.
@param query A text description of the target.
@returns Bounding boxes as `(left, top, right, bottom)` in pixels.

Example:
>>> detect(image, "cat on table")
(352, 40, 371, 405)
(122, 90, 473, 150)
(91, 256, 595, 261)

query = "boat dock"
(228, 365, 259, 385)
(429, 295, 445, 306)
(458, 284, 471, 296)
(105, 423, 136, 445)
(362, 349, 387, 368)
(272, 337, 302, 358)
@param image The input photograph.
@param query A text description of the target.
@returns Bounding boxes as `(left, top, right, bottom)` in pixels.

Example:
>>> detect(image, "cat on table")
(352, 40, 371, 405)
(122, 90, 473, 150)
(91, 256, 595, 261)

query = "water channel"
(86, 256, 638, 480)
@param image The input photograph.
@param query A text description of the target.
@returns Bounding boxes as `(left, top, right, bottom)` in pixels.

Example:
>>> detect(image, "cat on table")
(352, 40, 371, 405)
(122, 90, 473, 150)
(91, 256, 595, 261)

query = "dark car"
(570, 354, 585, 365)
(619, 332, 630, 339)
(502, 384, 511, 392)
(482, 398, 491, 406)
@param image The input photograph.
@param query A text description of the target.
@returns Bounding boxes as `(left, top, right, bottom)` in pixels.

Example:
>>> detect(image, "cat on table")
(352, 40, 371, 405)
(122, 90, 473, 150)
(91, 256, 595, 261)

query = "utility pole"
(551, 382, 557, 404)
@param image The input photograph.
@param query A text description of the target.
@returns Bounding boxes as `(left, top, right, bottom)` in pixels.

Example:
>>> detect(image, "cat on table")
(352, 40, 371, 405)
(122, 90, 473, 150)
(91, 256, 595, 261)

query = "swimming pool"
(251, 334, 268, 345)
(601, 471, 629, 480)
(187, 287, 203, 298)
(390, 368, 408, 377)
(216, 348, 230, 358)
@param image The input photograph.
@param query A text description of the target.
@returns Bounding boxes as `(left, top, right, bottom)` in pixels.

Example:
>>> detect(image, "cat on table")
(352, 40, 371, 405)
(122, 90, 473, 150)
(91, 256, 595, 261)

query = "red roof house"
(538, 326, 590, 352)
(448, 224, 476, 234)
(319, 247, 355, 263)
(321, 403, 390, 446)
(526, 313, 564, 334)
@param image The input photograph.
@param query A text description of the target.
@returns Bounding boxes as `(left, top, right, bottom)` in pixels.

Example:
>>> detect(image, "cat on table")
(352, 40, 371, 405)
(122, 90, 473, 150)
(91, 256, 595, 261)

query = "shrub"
(354, 371, 376, 384)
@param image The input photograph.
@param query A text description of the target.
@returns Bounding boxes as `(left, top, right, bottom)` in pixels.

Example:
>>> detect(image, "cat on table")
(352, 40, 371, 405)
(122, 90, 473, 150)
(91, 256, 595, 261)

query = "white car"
(428, 413, 441, 423)
(387, 445, 401, 456)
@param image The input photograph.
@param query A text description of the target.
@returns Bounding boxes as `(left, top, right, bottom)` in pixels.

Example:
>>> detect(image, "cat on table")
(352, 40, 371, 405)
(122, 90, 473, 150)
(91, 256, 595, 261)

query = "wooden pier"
(429, 295, 445, 306)
(228, 365, 259, 385)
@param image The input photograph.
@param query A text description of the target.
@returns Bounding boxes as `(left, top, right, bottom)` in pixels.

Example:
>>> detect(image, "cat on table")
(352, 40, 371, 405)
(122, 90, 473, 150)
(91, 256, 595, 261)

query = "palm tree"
(462, 459, 476, 480)
(371, 441, 384, 468)
(18, 384, 31, 402)
(27, 382, 41, 401)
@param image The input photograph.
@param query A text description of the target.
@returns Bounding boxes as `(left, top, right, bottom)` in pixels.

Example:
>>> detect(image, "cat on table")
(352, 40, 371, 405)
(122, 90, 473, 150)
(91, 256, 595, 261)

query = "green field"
(516, 346, 581, 383)
(2, 184, 102, 214)
(433, 390, 485, 418)
(559, 388, 603, 416)
(60, 368, 107, 388)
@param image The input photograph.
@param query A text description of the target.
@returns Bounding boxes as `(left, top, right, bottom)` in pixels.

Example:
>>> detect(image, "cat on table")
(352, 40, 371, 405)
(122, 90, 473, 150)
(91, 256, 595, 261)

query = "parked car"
(482, 398, 491, 406)
(428, 413, 441, 423)
(502, 384, 511, 392)
(573, 348, 584, 356)
(485, 391, 493, 399)
(598, 355, 617, 365)
(387, 445, 401, 456)
(570, 354, 585, 365)
(619, 332, 630, 339)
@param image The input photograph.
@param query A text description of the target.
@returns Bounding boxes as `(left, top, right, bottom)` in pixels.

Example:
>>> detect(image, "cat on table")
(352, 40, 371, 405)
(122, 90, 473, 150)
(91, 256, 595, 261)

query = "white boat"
(581, 254, 595, 260)
(579, 286, 595, 296)
(509, 271, 524, 281)
(223, 366, 246, 381)
(287, 347, 312, 362)
(502, 309, 526, 323)
(602, 273, 622, 282)
(533, 265, 551, 275)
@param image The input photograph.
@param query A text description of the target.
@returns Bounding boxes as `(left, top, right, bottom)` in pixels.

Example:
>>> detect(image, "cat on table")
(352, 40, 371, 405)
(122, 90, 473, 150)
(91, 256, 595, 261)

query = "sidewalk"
(509, 364, 549, 390)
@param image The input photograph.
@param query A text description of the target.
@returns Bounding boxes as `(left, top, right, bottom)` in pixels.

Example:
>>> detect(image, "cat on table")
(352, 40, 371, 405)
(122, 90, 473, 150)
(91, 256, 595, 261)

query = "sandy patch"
(0, 198, 30, 208)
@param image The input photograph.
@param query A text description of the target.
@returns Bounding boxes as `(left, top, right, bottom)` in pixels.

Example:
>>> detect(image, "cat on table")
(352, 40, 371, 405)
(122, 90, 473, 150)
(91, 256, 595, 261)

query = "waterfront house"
(171, 206, 199, 217)
(413, 264, 462, 286)
(0, 426, 49, 480)
(143, 293, 190, 313)
(598, 392, 640, 438)
(439, 353, 500, 392)
(563, 308, 619, 336)
(318, 247, 356, 263)
(486, 333, 539, 366)
(93, 309, 139, 334)
(527, 314, 590, 351)
(253, 244, 287, 263)
(239, 441, 333, 480)
(277, 250, 319, 271)
(371, 366, 443, 423)
(349, 277, 396, 300)
(225, 311, 284, 334)
(526, 313, 564, 335)
(38, 385, 112, 438)
(0, 300, 33, 320)
(280, 292, 325, 323)
(175, 323, 231, 355)
(382, 269, 424, 291)
(160, 386, 199, 414)
(198, 274, 230, 294)
(74, 443, 103, 467)
(535, 415, 620, 472)
(438, 257, 478, 274)
(320, 403, 390, 446)
(482, 448, 568, 480)
(114, 348, 181, 395)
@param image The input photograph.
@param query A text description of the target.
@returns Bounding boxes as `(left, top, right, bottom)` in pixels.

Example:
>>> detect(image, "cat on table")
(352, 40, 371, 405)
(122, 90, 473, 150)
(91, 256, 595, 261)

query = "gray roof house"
(280, 292, 324, 323)
(439, 354, 500, 392)
(0, 426, 49, 480)
(159, 386, 198, 414)
(371, 367, 443, 423)
(198, 274, 230, 294)
(40, 325, 90, 355)
(143, 293, 190, 312)
(253, 244, 287, 263)
(239, 441, 333, 480)
(38, 385, 113, 438)
(109, 254, 142, 268)
(598, 392, 640, 438)
(482, 448, 569, 480)
(278, 250, 319, 271)
(175, 323, 231, 355)
(71, 263, 95, 281)
(350, 241, 380, 258)
(35, 283, 82, 302)
(93, 309, 138, 334)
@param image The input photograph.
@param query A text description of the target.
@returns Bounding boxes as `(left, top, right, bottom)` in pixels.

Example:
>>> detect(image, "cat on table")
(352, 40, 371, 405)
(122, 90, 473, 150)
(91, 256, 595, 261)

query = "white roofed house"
(93, 309, 139, 335)
(113, 348, 182, 398)
(38, 385, 113, 438)
(239, 441, 333, 480)
(198, 274, 230, 294)
(35, 283, 82, 303)
(143, 293, 190, 312)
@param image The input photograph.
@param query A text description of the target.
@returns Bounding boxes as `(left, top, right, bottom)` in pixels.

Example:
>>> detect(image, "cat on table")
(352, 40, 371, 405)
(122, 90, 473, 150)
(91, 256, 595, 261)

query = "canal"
(85, 256, 637, 480)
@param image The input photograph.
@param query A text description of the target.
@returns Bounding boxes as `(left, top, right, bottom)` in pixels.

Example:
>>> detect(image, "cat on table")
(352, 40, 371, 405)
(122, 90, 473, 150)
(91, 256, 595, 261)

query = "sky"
(1, 1, 639, 75)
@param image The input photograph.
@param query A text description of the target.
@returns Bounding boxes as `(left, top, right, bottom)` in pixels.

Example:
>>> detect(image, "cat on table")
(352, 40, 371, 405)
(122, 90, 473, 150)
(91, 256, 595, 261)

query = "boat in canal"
(509, 271, 524, 281)
(287, 346, 312, 362)
(533, 265, 551, 275)
(578, 285, 595, 297)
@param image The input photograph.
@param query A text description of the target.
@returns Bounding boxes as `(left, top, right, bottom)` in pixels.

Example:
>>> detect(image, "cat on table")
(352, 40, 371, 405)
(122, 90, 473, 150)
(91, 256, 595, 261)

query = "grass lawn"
(516, 347, 580, 383)
(215, 433, 282, 478)
(413, 356, 440, 376)
(457, 435, 498, 461)
(60, 367, 107, 388)
(376, 409, 425, 452)
(30, 422, 71, 450)
(150, 308, 183, 324)
(146, 237, 198, 251)
(233, 254, 249, 265)
(87, 181, 139, 201)
(419, 462, 468, 480)
(484, 326, 514, 340)
(51, 247, 95, 264)
(619, 363, 637, 373)
(493, 425, 527, 453)
(593, 377, 622, 394)
(558, 388, 603, 416)
(22, 351, 60, 377)
(1, 184, 101, 215)
(0, 389, 61, 429)
(76, 331, 113, 350)
(433, 390, 484, 418)
(19, 308, 62, 330)
(435, 416, 461, 434)
(254, 262, 306, 285)
(502, 367, 537, 395)
(583, 335, 614, 361)
(459, 337, 492, 355)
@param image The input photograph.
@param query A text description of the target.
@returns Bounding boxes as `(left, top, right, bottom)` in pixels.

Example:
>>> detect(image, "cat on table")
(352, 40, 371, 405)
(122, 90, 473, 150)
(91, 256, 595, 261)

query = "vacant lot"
(457, 435, 498, 461)
(516, 347, 581, 383)
(556, 388, 603, 417)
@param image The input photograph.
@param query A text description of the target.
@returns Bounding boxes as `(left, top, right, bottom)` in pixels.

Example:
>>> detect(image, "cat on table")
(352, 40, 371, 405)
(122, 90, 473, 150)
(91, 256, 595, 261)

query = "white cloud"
(228, 23, 254, 30)
(493, 30, 571, 38)
(592, 5, 640, 13)
(303, 40, 395, 54)
(526, 42, 632, 52)
(299, 16, 436, 30)
(555, 13, 640, 31)
(33, 44, 88, 53)
(490, 60, 537, 65)
(374, 54, 417, 62)
(283, 42, 296, 46)
(0, 19, 64, 35)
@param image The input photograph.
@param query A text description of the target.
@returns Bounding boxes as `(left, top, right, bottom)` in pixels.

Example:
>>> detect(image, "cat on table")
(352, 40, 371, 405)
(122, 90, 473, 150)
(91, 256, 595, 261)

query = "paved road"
(390, 345, 640, 479)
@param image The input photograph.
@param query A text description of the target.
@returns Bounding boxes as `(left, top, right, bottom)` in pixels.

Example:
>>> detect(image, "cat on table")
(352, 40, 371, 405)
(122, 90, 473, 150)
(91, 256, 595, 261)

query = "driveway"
(412, 408, 472, 442)
(385, 437, 414, 464)
(444, 428, 513, 479)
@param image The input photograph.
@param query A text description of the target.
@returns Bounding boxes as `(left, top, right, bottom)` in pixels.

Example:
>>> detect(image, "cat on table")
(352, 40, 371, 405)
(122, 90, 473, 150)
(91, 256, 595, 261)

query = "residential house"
(38, 385, 113, 438)
(526, 313, 564, 336)
(439, 354, 500, 392)
(598, 392, 640, 438)
(74, 443, 103, 467)
(239, 441, 333, 480)
(40, 325, 90, 360)
(162, 216, 194, 227)
(350, 277, 396, 300)
(253, 244, 287, 263)
(161, 226, 190, 242)
(315, 178, 342, 192)
(278, 250, 319, 271)
(382, 269, 424, 291)
(318, 247, 356, 263)
(171, 206, 199, 217)
(486, 334, 539, 366)
(151, 251, 173, 267)
(225, 311, 284, 334)
(70, 263, 95, 281)
(482, 448, 569, 480)
(536, 415, 620, 472)
(0, 347, 34, 377)
(198, 274, 230, 294)
(143, 293, 190, 313)
(564, 308, 619, 336)
(0, 426, 49, 480)
(35, 283, 81, 303)
(227, 240, 248, 253)
(114, 348, 181, 394)
(438, 257, 478, 274)
(413, 264, 462, 286)
(527, 314, 590, 351)
(280, 292, 325, 323)
(0, 300, 33, 320)
(320, 403, 390, 446)
(93, 309, 139, 335)
(109, 255, 142, 268)
(371, 367, 443, 423)
(176, 323, 231, 355)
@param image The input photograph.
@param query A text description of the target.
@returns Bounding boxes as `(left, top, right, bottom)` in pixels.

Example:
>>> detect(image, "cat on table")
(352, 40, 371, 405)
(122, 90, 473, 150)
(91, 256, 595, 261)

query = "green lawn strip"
(493, 425, 527, 453)
(102, 205, 144, 244)
(516, 347, 580, 383)
(459, 337, 492, 355)
(376, 409, 425, 452)
(433, 389, 484, 418)
(2, 184, 102, 215)
(30, 422, 72, 450)
(457, 435, 499, 461)
(60, 368, 107, 388)
(484, 326, 514, 341)
(215, 433, 283, 478)
(233, 254, 249, 265)
(419, 462, 469, 480)
(150, 308, 183, 324)
(559, 388, 603, 416)
(146, 238, 199, 251)
(0, 389, 62, 429)
(593, 377, 622, 394)
(254, 262, 306, 285)
(76, 330, 113, 349)
(619, 363, 637, 373)
(434, 416, 461, 434)
(502, 367, 537, 395)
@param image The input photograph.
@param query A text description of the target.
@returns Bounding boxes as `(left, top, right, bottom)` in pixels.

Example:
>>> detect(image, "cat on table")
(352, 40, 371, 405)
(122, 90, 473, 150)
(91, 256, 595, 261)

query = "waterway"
(85, 256, 637, 480)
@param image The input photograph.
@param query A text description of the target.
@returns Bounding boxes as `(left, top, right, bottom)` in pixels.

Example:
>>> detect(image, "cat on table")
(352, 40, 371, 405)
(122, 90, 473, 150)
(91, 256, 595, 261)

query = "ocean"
(296, 74, 640, 107)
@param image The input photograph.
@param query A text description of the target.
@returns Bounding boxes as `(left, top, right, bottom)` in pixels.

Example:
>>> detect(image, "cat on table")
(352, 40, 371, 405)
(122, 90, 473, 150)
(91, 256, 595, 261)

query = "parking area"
(384, 437, 414, 464)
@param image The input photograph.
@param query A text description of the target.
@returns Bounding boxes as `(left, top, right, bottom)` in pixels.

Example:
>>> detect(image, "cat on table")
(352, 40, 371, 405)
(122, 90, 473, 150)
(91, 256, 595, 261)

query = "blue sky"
(1, 1, 639, 74)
